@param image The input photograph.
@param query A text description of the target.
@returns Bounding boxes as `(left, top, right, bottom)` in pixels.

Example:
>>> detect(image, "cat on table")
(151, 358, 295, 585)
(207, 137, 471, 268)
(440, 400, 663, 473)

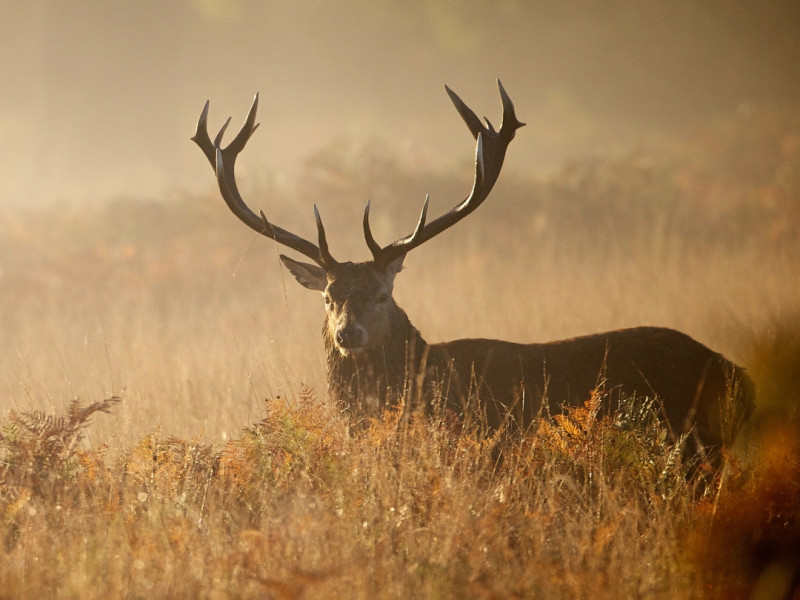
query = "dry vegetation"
(1, 103, 799, 598)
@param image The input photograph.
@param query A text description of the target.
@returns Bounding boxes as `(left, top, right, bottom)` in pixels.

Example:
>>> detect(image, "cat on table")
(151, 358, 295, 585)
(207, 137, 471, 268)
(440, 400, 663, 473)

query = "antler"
(192, 94, 338, 269)
(363, 79, 525, 267)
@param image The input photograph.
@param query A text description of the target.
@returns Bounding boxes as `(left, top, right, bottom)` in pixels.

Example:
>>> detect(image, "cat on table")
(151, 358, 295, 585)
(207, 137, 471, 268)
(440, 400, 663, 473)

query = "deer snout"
(335, 323, 368, 355)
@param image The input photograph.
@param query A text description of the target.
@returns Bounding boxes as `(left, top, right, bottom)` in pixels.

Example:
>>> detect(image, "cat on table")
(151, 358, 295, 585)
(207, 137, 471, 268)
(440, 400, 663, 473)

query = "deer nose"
(336, 325, 366, 351)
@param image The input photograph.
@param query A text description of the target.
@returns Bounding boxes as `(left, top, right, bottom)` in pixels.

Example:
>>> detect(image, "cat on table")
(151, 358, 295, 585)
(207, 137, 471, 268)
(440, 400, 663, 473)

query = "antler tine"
(497, 79, 526, 131)
(224, 93, 259, 152)
(409, 195, 430, 242)
(213, 117, 232, 148)
(362, 201, 383, 260)
(314, 205, 337, 267)
(193, 95, 337, 269)
(445, 85, 485, 140)
(364, 196, 430, 263)
(191, 100, 216, 166)
(369, 80, 524, 268)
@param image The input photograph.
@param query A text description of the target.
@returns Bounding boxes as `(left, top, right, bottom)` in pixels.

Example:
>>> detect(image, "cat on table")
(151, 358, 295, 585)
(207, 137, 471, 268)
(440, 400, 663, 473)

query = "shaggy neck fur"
(324, 303, 428, 423)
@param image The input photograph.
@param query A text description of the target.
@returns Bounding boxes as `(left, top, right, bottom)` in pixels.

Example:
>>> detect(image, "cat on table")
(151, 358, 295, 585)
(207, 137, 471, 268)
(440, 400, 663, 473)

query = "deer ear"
(384, 254, 405, 279)
(279, 255, 327, 291)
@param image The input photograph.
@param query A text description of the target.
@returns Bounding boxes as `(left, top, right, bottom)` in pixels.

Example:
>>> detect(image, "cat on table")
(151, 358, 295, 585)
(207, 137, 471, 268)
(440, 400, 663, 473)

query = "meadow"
(1, 103, 798, 598)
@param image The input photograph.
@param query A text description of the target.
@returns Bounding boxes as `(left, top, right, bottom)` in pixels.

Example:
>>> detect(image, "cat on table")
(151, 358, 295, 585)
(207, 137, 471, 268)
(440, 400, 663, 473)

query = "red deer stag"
(193, 80, 754, 452)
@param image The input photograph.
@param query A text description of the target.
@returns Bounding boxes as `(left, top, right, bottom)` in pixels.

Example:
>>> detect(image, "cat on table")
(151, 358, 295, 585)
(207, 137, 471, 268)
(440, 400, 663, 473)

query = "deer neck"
(323, 305, 427, 421)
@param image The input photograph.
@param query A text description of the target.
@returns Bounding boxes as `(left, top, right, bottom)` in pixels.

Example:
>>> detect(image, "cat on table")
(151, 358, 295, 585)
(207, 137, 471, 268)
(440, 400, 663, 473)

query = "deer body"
(302, 259, 752, 448)
(193, 81, 754, 451)
(427, 328, 748, 443)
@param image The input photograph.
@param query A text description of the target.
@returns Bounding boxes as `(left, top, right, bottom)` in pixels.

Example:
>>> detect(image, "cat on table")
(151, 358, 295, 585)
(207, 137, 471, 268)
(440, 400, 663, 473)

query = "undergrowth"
(2, 382, 794, 600)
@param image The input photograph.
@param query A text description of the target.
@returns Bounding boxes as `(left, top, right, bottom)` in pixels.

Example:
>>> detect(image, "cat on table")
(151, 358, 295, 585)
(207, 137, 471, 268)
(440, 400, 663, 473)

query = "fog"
(3, 0, 799, 206)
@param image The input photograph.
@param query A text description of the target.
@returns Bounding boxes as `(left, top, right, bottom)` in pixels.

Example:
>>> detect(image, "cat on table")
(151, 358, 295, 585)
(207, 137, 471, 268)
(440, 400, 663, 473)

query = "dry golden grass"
(0, 392, 711, 598)
(0, 378, 796, 599)
(0, 103, 798, 597)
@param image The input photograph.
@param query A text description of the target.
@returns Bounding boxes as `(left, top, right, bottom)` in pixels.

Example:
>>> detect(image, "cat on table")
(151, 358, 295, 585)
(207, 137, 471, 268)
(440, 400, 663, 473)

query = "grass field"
(1, 103, 799, 598)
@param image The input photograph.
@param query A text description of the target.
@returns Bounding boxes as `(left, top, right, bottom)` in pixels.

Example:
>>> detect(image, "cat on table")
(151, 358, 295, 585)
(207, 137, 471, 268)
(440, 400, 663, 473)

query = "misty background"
(3, 0, 800, 207)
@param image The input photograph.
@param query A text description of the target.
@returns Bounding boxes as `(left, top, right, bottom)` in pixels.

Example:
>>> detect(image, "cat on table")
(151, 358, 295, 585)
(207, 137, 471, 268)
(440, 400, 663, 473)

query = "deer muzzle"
(335, 322, 368, 356)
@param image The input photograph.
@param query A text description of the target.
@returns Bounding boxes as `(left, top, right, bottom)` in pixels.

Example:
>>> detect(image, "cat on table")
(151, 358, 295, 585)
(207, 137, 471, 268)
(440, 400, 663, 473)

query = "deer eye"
(324, 294, 333, 306)
(375, 293, 389, 304)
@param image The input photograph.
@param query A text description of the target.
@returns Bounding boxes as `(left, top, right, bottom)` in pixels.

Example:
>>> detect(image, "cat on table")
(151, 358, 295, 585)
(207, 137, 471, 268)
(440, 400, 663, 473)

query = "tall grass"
(0, 373, 796, 598)
(0, 391, 720, 598)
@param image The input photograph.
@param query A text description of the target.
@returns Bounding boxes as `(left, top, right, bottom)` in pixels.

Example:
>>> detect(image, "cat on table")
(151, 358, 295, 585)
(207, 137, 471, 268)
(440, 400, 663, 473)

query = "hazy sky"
(3, 0, 799, 206)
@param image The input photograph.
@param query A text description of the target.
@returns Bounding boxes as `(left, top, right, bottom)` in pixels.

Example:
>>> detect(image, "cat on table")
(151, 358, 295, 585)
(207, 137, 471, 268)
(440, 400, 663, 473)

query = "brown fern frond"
(0, 396, 122, 498)
(67, 396, 122, 428)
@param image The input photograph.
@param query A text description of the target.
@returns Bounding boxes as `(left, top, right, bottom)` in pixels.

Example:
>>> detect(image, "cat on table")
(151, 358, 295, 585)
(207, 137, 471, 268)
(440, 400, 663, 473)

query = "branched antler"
(192, 95, 338, 269)
(363, 79, 525, 267)
(194, 80, 522, 270)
